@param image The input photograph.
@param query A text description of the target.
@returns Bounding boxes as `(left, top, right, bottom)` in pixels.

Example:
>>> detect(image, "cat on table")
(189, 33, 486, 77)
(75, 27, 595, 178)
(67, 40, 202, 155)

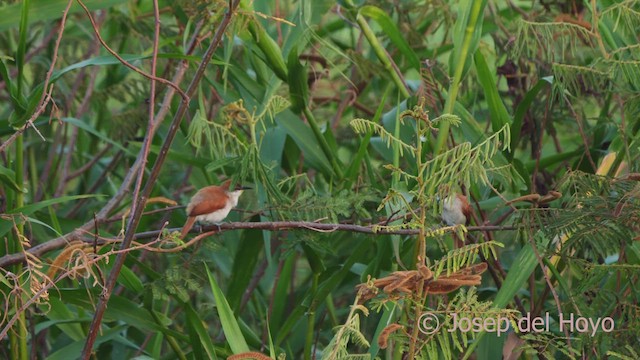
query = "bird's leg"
(214, 223, 222, 233)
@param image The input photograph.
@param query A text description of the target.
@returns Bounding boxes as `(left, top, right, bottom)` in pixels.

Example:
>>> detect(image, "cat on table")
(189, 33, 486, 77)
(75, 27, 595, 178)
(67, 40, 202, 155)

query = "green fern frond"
(382, 164, 418, 182)
(350, 118, 417, 157)
(431, 114, 461, 127)
(275, 188, 375, 223)
(608, 59, 640, 90)
(186, 109, 247, 158)
(432, 241, 503, 278)
(512, 20, 595, 63)
(544, 171, 640, 258)
(323, 303, 370, 360)
(552, 63, 612, 96)
(258, 95, 291, 123)
(418, 124, 510, 197)
(600, 0, 640, 36)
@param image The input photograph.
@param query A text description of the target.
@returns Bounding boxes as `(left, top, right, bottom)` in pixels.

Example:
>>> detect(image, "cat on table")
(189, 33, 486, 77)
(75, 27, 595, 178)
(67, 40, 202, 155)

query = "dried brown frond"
(47, 241, 92, 279)
(227, 351, 272, 360)
(378, 323, 404, 349)
(356, 262, 487, 303)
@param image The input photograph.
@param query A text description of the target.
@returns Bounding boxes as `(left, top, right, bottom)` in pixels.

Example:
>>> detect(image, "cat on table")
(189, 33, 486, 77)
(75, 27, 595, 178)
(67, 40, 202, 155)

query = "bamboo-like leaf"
(509, 77, 552, 159)
(185, 304, 217, 360)
(462, 242, 539, 359)
(0, 0, 128, 31)
(287, 46, 308, 114)
(62, 117, 136, 156)
(474, 51, 510, 133)
(276, 110, 333, 175)
(0, 164, 22, 192)
(246, 19, 288, 81)
(205, 263, 250, 354)
(227, 229, 264, 311)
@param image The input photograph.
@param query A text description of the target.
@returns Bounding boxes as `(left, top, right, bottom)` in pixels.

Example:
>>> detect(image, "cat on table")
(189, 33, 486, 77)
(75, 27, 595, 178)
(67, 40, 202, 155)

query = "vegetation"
(1, 0, 639, 359)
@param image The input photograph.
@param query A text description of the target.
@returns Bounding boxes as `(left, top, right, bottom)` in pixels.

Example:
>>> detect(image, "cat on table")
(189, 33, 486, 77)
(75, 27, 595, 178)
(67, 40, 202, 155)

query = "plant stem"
(434, 0, 485, 154)
(356, 13, 410, 98)
(302, 106, 344, 179)
(304, 274, 319, 360)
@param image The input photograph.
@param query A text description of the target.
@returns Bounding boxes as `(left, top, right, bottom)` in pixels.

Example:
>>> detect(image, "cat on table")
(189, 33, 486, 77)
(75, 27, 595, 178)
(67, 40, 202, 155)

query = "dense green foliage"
(1, 0, 640, 359)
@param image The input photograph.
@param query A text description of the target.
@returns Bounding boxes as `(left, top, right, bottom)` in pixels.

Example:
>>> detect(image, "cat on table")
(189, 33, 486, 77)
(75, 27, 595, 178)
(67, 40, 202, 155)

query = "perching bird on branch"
(441, 194, 472, 248)
(441, 194, 471, 226)
(181, 179, 250, 238)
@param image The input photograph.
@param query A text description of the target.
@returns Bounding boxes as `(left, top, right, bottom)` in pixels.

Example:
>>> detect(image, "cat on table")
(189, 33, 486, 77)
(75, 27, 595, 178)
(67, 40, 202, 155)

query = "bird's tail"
(181, 216, 197, 239)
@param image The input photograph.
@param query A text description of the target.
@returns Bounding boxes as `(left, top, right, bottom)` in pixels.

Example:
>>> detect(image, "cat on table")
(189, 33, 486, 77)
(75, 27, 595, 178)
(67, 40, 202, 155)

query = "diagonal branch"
(80, 0, 242, 357)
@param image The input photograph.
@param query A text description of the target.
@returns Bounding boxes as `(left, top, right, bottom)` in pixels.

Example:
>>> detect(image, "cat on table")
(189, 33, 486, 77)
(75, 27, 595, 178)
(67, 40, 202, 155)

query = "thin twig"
(75, 0, 188, 101)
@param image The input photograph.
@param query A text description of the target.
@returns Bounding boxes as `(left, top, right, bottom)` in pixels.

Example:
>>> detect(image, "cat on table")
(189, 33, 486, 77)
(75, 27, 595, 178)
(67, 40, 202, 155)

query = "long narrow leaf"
(205, 262, 250, 354)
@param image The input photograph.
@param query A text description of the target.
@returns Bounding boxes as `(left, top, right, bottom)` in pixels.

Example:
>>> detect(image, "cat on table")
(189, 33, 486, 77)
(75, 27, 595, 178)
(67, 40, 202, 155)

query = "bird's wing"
(458, 194, 472, 224)
(187, 186, 228, 216)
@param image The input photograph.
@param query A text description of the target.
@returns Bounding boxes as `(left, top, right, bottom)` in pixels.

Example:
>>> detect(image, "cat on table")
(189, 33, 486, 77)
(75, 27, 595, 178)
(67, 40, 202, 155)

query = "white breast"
(441, 196, 466, 226)
(195, 190, 243, 224)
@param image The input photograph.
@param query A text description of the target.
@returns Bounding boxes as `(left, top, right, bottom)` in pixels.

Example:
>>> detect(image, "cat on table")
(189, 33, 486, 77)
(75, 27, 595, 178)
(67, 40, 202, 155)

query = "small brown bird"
(181, 180, 250, 238)
(441, 194, 472, 248)
(441, 194, 472, 226)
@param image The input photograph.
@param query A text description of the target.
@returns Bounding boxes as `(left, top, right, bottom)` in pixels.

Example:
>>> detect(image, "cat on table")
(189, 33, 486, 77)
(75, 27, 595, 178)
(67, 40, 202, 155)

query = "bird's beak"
(241, 186, 252, 190)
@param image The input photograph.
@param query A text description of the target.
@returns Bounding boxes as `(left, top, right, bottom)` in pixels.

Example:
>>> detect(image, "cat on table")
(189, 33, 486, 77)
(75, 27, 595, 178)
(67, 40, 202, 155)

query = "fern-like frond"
(322, 303, 370, 360)
(257, 94, 291, 124)
(607, 59, 640, 90)
(431, 241, 503, 278)
(186, 109, 247, 158)
(600, 0, 640, 37)
(552, 63, 612, 96)
(418, 124, 510, 197)
(431, 114, 461, 127)
(350, 118, 417, 157)
(540, 171, 640, 258)
(512, 20, 595, 63)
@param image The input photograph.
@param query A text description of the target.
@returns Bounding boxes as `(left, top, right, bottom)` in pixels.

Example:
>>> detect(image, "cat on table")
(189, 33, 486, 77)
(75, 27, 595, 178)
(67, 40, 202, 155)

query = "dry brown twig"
(0, 226, 168, 340)
(0, 219, 521, 269)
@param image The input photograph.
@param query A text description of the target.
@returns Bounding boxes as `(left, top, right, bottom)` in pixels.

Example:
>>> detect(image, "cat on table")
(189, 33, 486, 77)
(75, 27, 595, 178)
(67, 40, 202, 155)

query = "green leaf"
(227, 228, 264, 311)
(0, 0, 129, 32)
(0, 58, 26, 113)
(463, 242, 539, 358)
(0, 165, 22, 192)
(58, 289, 183, 338)
(7, 194, 100, 216)
(287, 46, 308, 114)
(276, 240, 369, 346)
(61, 117, 136, 155)
(205, 262, 250, 354)
(184, 303, 217, 360)
(118, 265, 144, 294)
(474, 51, 510, 133)
(246, 19, 288, 81)
(45, 297, 86, 342)
(46, 325, 126, 360)
(270, 254, 295, 333)
(449, 0, 487, 80)
(509, 77, 552, 159)
(276, 111, 332, 175)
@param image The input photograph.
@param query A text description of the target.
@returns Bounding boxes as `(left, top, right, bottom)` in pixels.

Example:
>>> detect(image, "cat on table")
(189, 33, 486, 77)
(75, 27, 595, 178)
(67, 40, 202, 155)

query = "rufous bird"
(181, 180, 250, 238)
(441, 194, 471, 226)
(441, 194, 472, 248)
